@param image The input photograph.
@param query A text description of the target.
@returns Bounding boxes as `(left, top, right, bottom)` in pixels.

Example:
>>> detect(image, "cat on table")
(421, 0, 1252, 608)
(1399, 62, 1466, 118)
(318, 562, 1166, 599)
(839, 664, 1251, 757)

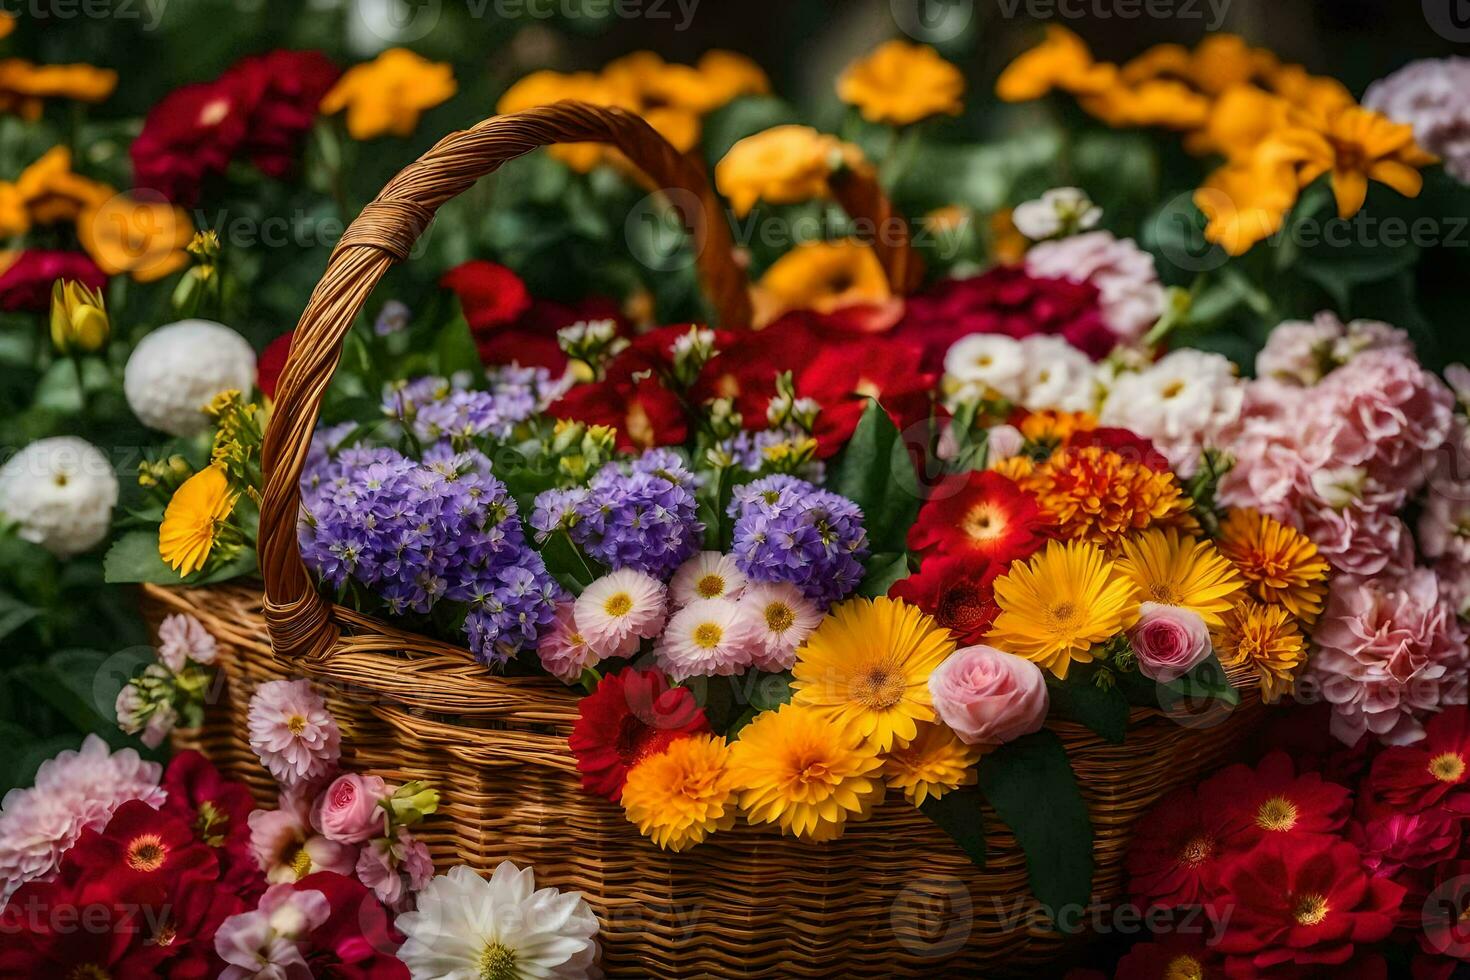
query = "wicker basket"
(153, 102, 1264, 976)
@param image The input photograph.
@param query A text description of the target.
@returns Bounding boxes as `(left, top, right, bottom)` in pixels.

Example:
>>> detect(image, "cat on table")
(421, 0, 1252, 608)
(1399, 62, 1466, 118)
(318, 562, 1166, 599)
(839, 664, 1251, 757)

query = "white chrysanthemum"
(669, 551, 748, 607)
(1100, 349, 1245, 477)
(1016, 335, 1098, 412)
(396, 863, 600, 980)
(943, 334, 1025, 403)
(124, 319, 257, 436)
(0, 436, 118, 557)
(655, 598, 762, 681)
(574, 569, 668, 659)
(739, 583, 823, 672)
(1012, 186, 1101, 240)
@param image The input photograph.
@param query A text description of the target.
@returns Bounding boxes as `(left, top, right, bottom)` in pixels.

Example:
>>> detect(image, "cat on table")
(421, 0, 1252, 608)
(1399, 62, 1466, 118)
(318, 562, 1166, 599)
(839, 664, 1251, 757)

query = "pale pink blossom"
(1024, 230, 1165, 342)
(927, 645, 1049, 746)
(654, 598, 761, 681)
(1308, 569, 1469, 746)
(156, 612, 217, 672)
(247, 679, 341, 789)
(311, 773, 387, 844)
(215, 883, 331, 980)
(535, 599, 600, 684)
(669, 551, 748, 606)
(1436, 559, 1470, 620)
(574, 569, 667, 659)
(739, 582, 822, 672)
(1128, 603, 1212, 682)
(248, 791, 357, 884)
(355, 828, 434, 912)
(1301, 502, 1415, 578)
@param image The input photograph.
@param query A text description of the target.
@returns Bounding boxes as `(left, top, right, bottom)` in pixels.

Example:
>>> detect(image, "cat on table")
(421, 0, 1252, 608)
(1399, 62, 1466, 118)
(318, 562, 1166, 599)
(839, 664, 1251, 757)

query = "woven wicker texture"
(160, 103, 1259, 975)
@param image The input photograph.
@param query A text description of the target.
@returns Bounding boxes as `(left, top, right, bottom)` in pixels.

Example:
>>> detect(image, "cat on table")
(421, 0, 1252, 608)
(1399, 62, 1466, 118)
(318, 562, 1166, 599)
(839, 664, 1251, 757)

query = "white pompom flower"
(124, 319, 257, 437)
(0, 436, 118, 557)
(1100, 349, 1245, 477)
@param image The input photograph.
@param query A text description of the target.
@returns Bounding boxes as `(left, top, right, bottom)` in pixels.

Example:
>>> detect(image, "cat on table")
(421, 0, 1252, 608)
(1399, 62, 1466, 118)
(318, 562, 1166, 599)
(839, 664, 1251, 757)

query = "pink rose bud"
(311, 773, 388, 844)
(927, 644, 1050, 746)
(1128, 602, 1211, 682)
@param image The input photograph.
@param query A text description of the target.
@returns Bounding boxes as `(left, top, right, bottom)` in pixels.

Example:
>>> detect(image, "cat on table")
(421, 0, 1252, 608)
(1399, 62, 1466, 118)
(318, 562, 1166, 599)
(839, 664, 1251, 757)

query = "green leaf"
(978, 730, 1094, 913)
(829, 400, 921, 554)
(857, 551, 910, 598)
(0, 590, 40, 642)
(539, 532, 603, 592)
(1046, 677, 1129, 744)
(103, 530, 256, 585)
(1163, 655, 1240, 707)
(434, 314, 481, 378)
(920, 786, 987, 868)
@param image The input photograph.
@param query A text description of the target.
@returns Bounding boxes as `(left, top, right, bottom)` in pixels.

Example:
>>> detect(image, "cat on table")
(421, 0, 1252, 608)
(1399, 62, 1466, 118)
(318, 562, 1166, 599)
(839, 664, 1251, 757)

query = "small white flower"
(654, 598, 762, 681)
(669, 552, 748, 607)
(574, 569, 668, 659)
(0, 436, 118, 557)
(1012, 186, 1101, 240)
(396, 863, 601, 980)
(739, 583, 822, 672)
(1016, 335, 1097, 412)
(1100, 349, 1244, 477)
(985, 424, 1026, 465)
(1310, 466, 1369, 510)
(943, 334, 1026, 403)
(124, 319, 257, 436)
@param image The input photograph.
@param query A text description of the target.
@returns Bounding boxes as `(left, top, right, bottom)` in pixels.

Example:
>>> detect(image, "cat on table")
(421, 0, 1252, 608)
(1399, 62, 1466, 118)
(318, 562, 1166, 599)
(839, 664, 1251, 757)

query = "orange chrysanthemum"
(1022, 446, 1198, 550)
(1217, 508, 1330, 622)
(1212, 601, 1307, 704)
(1018, 409, 1097, 448)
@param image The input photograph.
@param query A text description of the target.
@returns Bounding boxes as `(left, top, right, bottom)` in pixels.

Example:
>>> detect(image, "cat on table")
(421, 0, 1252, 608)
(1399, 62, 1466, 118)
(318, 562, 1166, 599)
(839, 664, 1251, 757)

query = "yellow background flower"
(838, 40, 964, 125)
(77, 193, 194, 283)
(0, 58, 116, 120)
(621, 734, 737, 851)
(996, 25, 1116, 103)
(750, 239, 890, 327)
(715, 124, 866, 218)
(321, 48, 456, 140)
(0, 147, 114, 237)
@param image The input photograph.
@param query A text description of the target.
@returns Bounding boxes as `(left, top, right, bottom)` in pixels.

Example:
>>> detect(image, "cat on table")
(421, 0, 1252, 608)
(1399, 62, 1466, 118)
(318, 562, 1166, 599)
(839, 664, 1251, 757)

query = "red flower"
(692, 316, 823, 422)
(292, 871, 407, 978)
(475, 329, 566, 372)
(1213, 834, 1404, 972)
(257, 331, 292, 400)
(569, 667, 709, 801)
(0, 874, 173, 980)
(797, 335, 936, 456)
(763, 301, 905, 337)
(135, 874, 249, 980)
(0, 250, 107, 312)
(160, 750, 263, 899)
(1126, 786, 1233, 909)
(554, 375, 687, 451)
(439, 260, 532, 335)
(888, 554, 1001, 644)
(1350, 810, 1463, 881)
(1249, 703, 1373, 788)
(61, 800, 217, 905)
(1197, 751, 1352, 849)
(1362, 706, 1470, 818)
(1115, 932, 1225, 980)
(908, 470, 1044, 564)
(1068, 427, 1172, 472)
(231, 50, 340, 179)
(895, 266, 1113, 371)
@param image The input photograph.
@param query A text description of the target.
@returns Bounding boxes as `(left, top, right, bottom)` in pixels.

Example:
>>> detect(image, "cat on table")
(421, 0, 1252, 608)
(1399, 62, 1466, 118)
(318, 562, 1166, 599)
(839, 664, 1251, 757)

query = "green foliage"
(829, 400, 922, 554)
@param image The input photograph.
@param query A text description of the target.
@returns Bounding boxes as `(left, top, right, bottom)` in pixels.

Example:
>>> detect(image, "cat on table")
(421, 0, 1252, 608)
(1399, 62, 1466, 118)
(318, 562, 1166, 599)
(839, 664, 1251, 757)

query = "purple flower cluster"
(717, 427, 825, 481)
(531, 449, 703, 579)
(298, 434, 559, 665)
(728, 475, 868, 607)
(382, 367, 566, 445)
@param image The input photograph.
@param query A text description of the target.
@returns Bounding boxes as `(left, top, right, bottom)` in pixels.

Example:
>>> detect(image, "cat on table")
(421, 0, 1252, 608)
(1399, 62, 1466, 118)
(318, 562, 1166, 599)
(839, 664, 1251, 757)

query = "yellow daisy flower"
(1115, 528, 1244, 628)
(159, 465, 236, 576)
(621, 734, 737, 852)
(1212, 601, 1306, 703)
(882, 722, 983, 807)
(750, 239, 890, 328)
(714, 124, 867, 218)
(987, 539, 1141, 679)
(791, 596, 955, 752)
(1216, 508, 1330, 622)
(837, 40, 965, 126)
(321, 48, 456, 140)
(728, 703, 885, 842)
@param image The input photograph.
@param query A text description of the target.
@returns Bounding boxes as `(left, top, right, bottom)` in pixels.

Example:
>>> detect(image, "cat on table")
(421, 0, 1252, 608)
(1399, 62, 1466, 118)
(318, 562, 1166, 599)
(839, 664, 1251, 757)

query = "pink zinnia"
(156, 612, 218, 672)
(247, 679, 341, 789)
(1308, 568, 1469, 746)
(535, 599, 600, 684)
(1351, 810, 1463, 880)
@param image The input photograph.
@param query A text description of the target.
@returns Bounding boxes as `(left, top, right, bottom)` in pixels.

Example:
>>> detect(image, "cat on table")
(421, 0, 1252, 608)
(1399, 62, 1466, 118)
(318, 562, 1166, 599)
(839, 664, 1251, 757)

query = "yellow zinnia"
(987, 539, 1141, 679)
(791, 596, 955, 752)
(882, 721, 983, 807)
(715, 124, 867, 218)
(1115, 528, 1244, 628)
(159, 465, 236, 576)
(837, 40, 964, 126)
(77, 193, 194, 283)
(728, 703, 885, 842)
(1212, 601, 1306, 703)
(321, 48, 456, 140)
(751, 239, 890, 328)
(996, 25, 1116, 103)
(0, 58, 117, 120)
(1216, 508, 1330, 622)
(621, 733, 737, 852)
(1278, 104, 1435, 219)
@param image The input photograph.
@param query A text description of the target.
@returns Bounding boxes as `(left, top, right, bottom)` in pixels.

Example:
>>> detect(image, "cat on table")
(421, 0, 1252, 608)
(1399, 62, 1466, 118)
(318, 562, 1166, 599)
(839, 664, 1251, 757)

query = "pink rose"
(311, 773, 387, 844)
(1128, 603, 1211, 682)
(927, 645, 1049, 746)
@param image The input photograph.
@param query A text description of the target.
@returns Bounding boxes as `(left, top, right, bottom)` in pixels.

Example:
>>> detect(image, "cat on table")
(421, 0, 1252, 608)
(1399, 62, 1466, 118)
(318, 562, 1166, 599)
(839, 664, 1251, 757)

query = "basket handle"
(828, 167, 925, 296)
(258, 101, 755, 661)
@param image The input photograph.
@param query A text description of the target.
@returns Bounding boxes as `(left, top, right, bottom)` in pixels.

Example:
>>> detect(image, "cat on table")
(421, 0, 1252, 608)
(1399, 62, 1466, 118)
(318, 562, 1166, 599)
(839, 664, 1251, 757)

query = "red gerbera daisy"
(439, 260, 532, 336)
(1197, 751, 1352, 849)
(798, 336, 936, 456)
(908, 470, 1044, 564)
(1362, 707, 1470, 818)
(569, 667, 710, 801)
(0, 873, 172, 979)
(888, 554, 1001, 644)
(61, 800, 217, 905)
(1213, 833, 1404, 972)
(1115, 932, 1226, 980)
(1127, 786, 1233, 910)
(160, 750, 263, 898)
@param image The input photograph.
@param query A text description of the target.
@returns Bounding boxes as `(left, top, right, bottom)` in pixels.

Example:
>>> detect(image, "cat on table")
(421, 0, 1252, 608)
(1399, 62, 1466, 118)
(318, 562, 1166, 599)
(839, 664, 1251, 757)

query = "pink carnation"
(355, 827, 434, 912)
(156, 612, 218, 672)
(247, 679, 341, 789)
(1301, 501, 1415, 578)
(535, 599, 600, 684)
(1024, 230, 1165, 342)
(1217, 380, 1335, 521)
(0, 734, 165, 901)
(1308, 569, 1469, 746)
(927, 645, 1049, 746)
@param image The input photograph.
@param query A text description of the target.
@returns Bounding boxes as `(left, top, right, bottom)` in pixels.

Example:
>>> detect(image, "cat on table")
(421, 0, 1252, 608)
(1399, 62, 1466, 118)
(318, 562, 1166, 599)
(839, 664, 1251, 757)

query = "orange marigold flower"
(1212, 600, 1306, 703)
(996, 25, 1116, 103)
(715, 124, 868, 218)
(0, 59, 117, 120)
(1018, 409, 1097, 449)
(0, 146, 114, 237)
(1216, 508, 1330, 623)
(1022, 445, 1198, 550)
(321, 48, 456, 140)
(838, 40, 964, 126)
(77, 193, 194, 283)
(1080, 78, 1211, 131)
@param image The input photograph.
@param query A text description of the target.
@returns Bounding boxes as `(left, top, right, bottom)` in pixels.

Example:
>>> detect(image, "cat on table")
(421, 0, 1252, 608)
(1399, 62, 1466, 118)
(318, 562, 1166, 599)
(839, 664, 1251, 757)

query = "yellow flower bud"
(49, 279, 110, 354)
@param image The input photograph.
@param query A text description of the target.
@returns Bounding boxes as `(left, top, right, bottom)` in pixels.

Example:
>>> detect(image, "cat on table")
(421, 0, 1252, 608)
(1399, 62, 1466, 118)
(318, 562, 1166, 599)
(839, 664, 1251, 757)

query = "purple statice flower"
(298, 435, 559, 666)
(717, 427, 826, 482)
(531, 451, 704, 579)
(728, 475, 868, 607)
(382, 368, 558, 446)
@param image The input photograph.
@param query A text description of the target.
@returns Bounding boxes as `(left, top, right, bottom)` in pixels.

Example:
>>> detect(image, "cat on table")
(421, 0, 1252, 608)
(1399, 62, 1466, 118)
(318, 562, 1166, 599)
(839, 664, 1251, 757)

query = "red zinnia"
(569, 667, 709, 801)
(61, 799, 217, 905)
(889, 554, 1001, 644)
(1362, 706, 1470, 818)
(1126, 786, 1233, 910)
(1197, 751, 1352, 849)
(160, 750, 263, 898)
(908, 470, 1044, 564)
(0, 250, 107, 312)
(439, 260, 532, 335)
(797, 335, 936, 456)
(1213, 833, 1404, 971)
(1115, 932, 1225, 980)
(231, 50, 340, 179)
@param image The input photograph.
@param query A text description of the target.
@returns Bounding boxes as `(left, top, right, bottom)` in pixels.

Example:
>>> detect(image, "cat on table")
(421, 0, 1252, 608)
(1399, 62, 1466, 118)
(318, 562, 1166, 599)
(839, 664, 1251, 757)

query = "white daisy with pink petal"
(655, 598, 762, 681)
(740, 583, 823, 671)
(536, 599, 601, 684)
(574, 569, 668, 659)
(669, 551, 748, 607)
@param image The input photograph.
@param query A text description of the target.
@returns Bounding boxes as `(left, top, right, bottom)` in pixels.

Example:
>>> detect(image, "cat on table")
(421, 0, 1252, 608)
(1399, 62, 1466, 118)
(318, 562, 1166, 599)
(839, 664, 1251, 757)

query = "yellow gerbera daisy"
(1212, 601, 1307, 703)
(728, 703, 884, 842)
(791, 597, 955, 752)
(987, 539, 1141, 679)
(621, 733, 737, 852)
(159, 464, 236, 576)
(1115, 528, 1244, 628)
(1216, 508, 1330, 622)
(882, 722, 983, 807)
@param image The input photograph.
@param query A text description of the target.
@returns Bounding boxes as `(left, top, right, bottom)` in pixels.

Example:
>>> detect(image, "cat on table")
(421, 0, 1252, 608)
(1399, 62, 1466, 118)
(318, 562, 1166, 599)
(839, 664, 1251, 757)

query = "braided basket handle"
(259, 101, 754, 660)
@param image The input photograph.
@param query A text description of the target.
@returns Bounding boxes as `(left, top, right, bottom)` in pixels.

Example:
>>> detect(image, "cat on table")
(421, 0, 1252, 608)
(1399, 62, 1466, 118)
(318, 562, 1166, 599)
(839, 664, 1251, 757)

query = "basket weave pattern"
(155, 102, 1263, 975)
